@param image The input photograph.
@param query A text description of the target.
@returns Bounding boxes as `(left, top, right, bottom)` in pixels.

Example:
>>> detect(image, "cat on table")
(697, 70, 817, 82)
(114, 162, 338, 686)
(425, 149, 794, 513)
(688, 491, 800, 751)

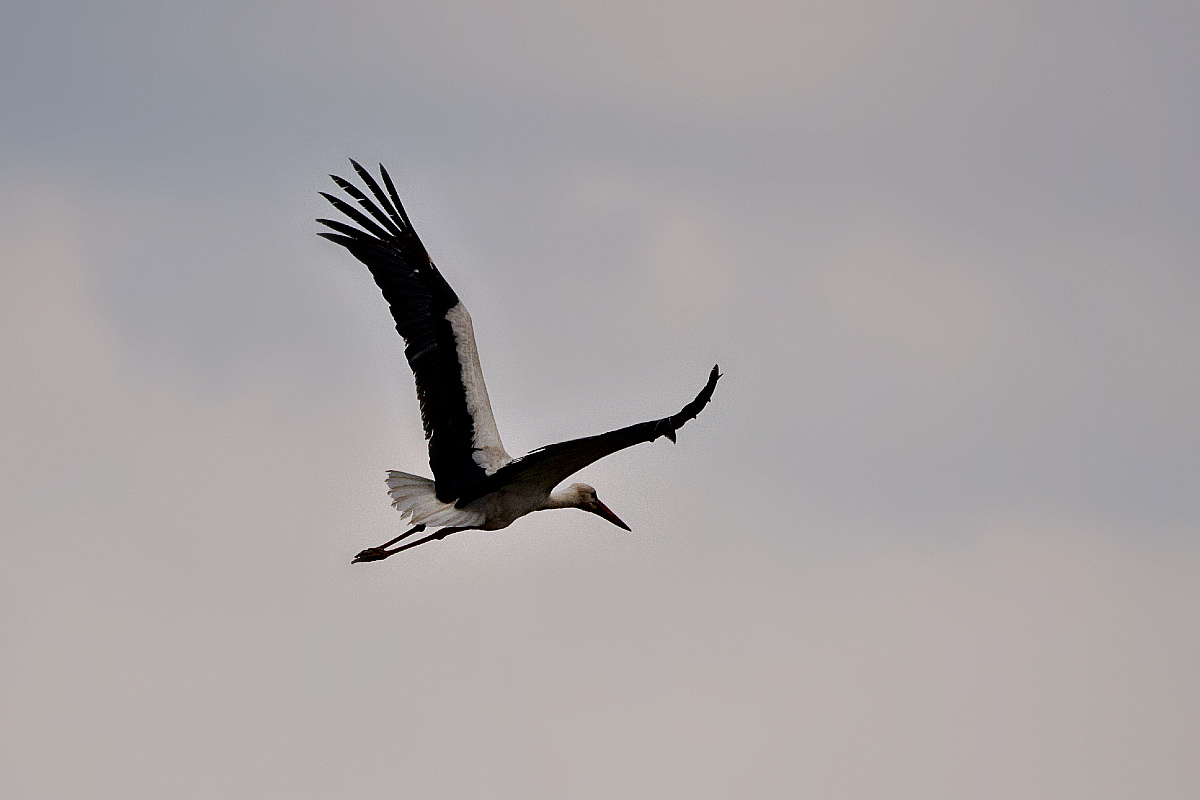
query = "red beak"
(589, 499, 631, 531)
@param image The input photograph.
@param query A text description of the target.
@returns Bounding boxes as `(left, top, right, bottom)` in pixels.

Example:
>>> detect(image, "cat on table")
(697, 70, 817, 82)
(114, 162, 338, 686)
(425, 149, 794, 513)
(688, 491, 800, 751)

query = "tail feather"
(385, 470, 484, 528)
(386, 470, 434, 512)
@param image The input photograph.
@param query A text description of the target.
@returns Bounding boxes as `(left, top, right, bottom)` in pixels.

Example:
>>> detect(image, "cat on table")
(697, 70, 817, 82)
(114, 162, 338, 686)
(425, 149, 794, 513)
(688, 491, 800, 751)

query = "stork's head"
(567, 483, 631, 531)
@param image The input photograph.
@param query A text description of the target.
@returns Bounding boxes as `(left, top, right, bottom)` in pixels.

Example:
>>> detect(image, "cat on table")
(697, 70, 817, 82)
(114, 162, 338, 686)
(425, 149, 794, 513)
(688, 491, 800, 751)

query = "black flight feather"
(318, 162, 490, 502)
(330, 174, 404, 238)
(378, 163, 414, 230)
(350, 159, 406, 229)
(456, 366, 721, 507)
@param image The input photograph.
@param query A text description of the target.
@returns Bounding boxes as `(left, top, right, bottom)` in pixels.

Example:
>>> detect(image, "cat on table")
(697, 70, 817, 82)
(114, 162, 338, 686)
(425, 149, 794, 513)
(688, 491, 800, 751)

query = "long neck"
(542, 488, 584, 510)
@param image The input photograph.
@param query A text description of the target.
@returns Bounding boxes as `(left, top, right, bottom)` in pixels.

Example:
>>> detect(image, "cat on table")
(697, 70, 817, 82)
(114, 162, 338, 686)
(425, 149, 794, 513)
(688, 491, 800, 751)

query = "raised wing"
(318, 160, 510, 503)
(457, 365, 721, 507)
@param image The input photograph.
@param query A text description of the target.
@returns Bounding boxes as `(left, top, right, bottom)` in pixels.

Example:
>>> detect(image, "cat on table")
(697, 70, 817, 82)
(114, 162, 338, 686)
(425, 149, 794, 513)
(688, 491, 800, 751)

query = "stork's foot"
(352, 546, 391, 564)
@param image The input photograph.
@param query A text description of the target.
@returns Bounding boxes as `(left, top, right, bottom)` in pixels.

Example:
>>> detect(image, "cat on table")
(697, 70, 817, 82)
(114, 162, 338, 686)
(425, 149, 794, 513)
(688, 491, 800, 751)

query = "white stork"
(317, 161, 721, 562)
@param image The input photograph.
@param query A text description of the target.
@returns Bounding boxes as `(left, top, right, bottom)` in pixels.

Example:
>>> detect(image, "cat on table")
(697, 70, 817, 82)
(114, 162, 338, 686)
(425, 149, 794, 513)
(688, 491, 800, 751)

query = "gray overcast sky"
(2, 2, 1198, 797)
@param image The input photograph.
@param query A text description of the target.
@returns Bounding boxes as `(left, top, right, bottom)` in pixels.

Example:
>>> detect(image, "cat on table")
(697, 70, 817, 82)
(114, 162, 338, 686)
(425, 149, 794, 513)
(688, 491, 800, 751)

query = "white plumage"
(385, 471, 485, 529)
(443, 303, 511, 474)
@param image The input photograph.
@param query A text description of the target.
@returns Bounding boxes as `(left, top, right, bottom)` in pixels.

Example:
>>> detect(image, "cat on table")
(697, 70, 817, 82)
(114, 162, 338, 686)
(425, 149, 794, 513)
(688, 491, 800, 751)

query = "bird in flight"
(318, 160, 721, 563)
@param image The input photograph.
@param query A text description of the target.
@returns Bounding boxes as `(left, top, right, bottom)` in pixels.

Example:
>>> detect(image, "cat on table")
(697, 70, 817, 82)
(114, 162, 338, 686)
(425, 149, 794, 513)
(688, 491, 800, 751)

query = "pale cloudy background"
(2, 1, 1198, 797)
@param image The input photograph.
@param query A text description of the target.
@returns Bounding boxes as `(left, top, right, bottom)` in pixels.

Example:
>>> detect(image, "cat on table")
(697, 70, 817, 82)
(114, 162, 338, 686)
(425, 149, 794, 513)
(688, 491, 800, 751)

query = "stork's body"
(317, 161, 720, 562)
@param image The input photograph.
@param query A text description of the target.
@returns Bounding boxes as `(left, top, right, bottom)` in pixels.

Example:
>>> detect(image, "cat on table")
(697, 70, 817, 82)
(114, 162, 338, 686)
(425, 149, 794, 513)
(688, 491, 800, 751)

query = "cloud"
(224, 0, 1024, 121)
(4, 173, 1197, 800)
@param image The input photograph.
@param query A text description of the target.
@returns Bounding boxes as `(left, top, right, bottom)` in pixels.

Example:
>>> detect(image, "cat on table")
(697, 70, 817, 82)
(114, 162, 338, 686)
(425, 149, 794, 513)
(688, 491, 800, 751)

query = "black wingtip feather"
(329, 173, 404, 238)
(665, 365, 721, 434)
(350, 160, 406, 231)
(316, 231, 365, 250)
(320, 191, 394, 241)
(378, 163, 413, 229)
(316, 217, 377, 242)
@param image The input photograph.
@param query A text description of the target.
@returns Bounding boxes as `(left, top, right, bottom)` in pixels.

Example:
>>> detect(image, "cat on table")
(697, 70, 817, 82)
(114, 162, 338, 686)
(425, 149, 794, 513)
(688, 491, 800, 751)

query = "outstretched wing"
(317, 160, 510, 503)
(457, 365, 721, 507)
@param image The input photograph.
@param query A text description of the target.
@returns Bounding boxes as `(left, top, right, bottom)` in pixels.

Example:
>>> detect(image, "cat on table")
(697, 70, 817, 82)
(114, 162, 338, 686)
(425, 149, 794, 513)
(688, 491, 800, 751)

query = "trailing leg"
(351, 523, 426, 563)
(351, 526, 469, 563)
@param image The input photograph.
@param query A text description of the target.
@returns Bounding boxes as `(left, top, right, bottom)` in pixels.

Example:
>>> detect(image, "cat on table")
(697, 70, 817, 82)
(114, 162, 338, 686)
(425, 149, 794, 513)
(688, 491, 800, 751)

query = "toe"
(352, 547, 389, 563)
